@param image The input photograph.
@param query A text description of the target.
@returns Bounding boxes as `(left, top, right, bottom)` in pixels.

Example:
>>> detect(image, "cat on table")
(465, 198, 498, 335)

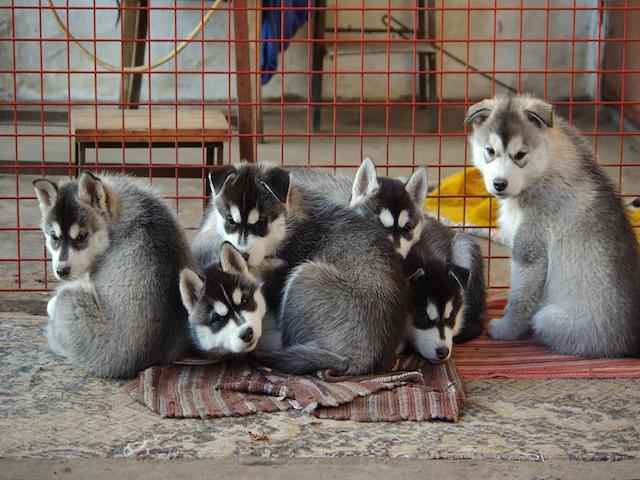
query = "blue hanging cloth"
(261, 0, 312, 85)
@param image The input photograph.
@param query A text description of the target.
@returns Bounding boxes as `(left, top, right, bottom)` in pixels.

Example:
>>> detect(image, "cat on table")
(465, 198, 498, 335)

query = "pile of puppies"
(35, 94, 640, 379)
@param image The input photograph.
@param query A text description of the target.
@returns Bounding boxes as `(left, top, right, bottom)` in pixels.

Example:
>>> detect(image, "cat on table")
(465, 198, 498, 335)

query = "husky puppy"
(349, 158, 486, 360)
(255, 194, 410, 375)
(291, 158, 429, 258)
(191, 164, 291, 270)
(33, 172, 192, 378)
(467, 94, 640, 357)
(349, 158, 429, 258)
(404, 260, 469, 362)
(403, 230, 485, 362)
(179, 242, 266, 357)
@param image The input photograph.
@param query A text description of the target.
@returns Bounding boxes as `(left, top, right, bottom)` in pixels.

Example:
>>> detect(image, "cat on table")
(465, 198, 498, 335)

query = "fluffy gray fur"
(33, 173, 193, 378)
(256, 193, 410, 375)
(288, 167, 353, 205)
(293, 159, 485, 347)
(468, 94, 640, 357)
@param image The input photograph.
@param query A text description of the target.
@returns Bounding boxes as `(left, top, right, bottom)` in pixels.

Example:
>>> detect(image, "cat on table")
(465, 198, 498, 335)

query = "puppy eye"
(49, 233, 59, 242)
(209, 312, 222, 325)
(226, 215, 236, 225)
(240, 295, 249, 307)
(485, 147, 495, 156)
(404, 222, 413, 231)
(76, 232, 88, 242)
(514, 151, 527, 161)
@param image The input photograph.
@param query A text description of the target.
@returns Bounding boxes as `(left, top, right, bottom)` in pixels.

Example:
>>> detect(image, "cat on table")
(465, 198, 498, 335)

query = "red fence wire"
(0, 0, 638, 293)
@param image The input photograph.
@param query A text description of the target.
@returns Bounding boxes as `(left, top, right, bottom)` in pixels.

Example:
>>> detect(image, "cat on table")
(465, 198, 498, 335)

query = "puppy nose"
(493, 178, 508, 192)
(239, 327, 254, 344)
(435, 346, 450, 360)
(56, 266, 71, 278)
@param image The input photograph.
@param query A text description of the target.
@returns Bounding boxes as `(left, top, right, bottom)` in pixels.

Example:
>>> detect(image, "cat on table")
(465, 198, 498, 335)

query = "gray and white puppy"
(293, 158, 429, 258)
(403, 225, 485, 362)
(468, 94, 640, 357)
(33, 172, 192, 378)
(348, 158, 486, 362)
(179, 242, 266, 357)
(191, 163, 291, 271)
(256, 191, 410, 375)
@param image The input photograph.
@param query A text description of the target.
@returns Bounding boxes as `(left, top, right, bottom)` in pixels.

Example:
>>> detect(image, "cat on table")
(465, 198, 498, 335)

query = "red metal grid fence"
(0, 0, 638, 292)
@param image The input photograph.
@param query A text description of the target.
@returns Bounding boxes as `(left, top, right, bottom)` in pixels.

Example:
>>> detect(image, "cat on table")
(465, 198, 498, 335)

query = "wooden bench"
(71, 108, 229, 194)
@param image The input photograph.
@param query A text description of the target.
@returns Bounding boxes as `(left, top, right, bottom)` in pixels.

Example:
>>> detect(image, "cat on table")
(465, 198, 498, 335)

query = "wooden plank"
(74, 132, 228, 143)
(233, 0, 256, 163)
(119, 0, 148, 109)
(71, 108, 229, 142)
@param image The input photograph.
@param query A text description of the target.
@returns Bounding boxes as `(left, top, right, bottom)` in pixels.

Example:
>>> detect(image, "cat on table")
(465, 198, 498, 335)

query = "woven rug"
(126, 355, 465, 422)
(455, 296, 640, 379)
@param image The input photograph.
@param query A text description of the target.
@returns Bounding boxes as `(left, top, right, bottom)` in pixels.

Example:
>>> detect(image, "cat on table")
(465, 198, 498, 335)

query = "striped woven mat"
(454, 296, 640, 379)
(126, 355, 465, 422)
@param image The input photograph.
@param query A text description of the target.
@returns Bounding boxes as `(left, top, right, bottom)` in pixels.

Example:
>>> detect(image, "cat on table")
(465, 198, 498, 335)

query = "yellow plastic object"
(424, 167, 497, 228)
(627, 206, 640, 243)
(424, 167, 640, 243)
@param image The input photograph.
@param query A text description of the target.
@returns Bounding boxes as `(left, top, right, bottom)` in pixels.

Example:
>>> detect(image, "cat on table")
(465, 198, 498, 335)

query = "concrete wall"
(0, 0, 599, 103)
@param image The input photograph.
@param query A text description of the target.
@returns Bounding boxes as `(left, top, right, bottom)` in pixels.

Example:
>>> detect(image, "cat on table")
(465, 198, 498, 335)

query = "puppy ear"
(404, 167, 428, 206)
(350, 156, 378, 207)
(32, 178, 58, 215)
(179, 268, 204, 314)
(261, 167, 291, 204)
(524, 98, 553, 129)
(465, 99, 494, 127)
(449, 264, 471, 290)
(78, 172, 113, 217)
(209, 165, 236, 197)
(220, 242, 250, 277)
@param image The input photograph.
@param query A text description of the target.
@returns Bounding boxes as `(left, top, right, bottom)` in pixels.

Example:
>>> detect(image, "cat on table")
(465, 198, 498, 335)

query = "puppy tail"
(452, 233, 486, 342)
(253, 344, 349, 375)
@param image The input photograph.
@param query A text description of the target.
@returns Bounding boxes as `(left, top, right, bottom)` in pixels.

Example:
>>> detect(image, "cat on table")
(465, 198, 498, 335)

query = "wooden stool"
(71, 108, 229, 197)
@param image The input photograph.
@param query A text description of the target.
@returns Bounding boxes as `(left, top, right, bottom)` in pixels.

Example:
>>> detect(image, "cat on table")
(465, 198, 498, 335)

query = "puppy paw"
(46, 295, 57, 319)
(488, 317, 524, 340)
(45, 320, 66, 357)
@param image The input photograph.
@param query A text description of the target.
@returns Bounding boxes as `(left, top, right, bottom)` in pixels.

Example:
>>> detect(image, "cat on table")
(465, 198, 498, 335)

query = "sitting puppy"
(33, 172, 192, 378)
(468, 94, 640, 357)
(179, 242, 267, 357)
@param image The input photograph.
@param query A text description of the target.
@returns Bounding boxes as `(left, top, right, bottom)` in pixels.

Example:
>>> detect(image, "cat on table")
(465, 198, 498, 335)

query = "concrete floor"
(3, 458, 640, 480)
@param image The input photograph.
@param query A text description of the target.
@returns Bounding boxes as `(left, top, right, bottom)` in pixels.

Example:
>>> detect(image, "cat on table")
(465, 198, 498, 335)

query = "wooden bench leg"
(205, 144, 214, 204)
(74, 141, 87, 178)
(215, 143, 224, 166)
(203, 142, 225, 203)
